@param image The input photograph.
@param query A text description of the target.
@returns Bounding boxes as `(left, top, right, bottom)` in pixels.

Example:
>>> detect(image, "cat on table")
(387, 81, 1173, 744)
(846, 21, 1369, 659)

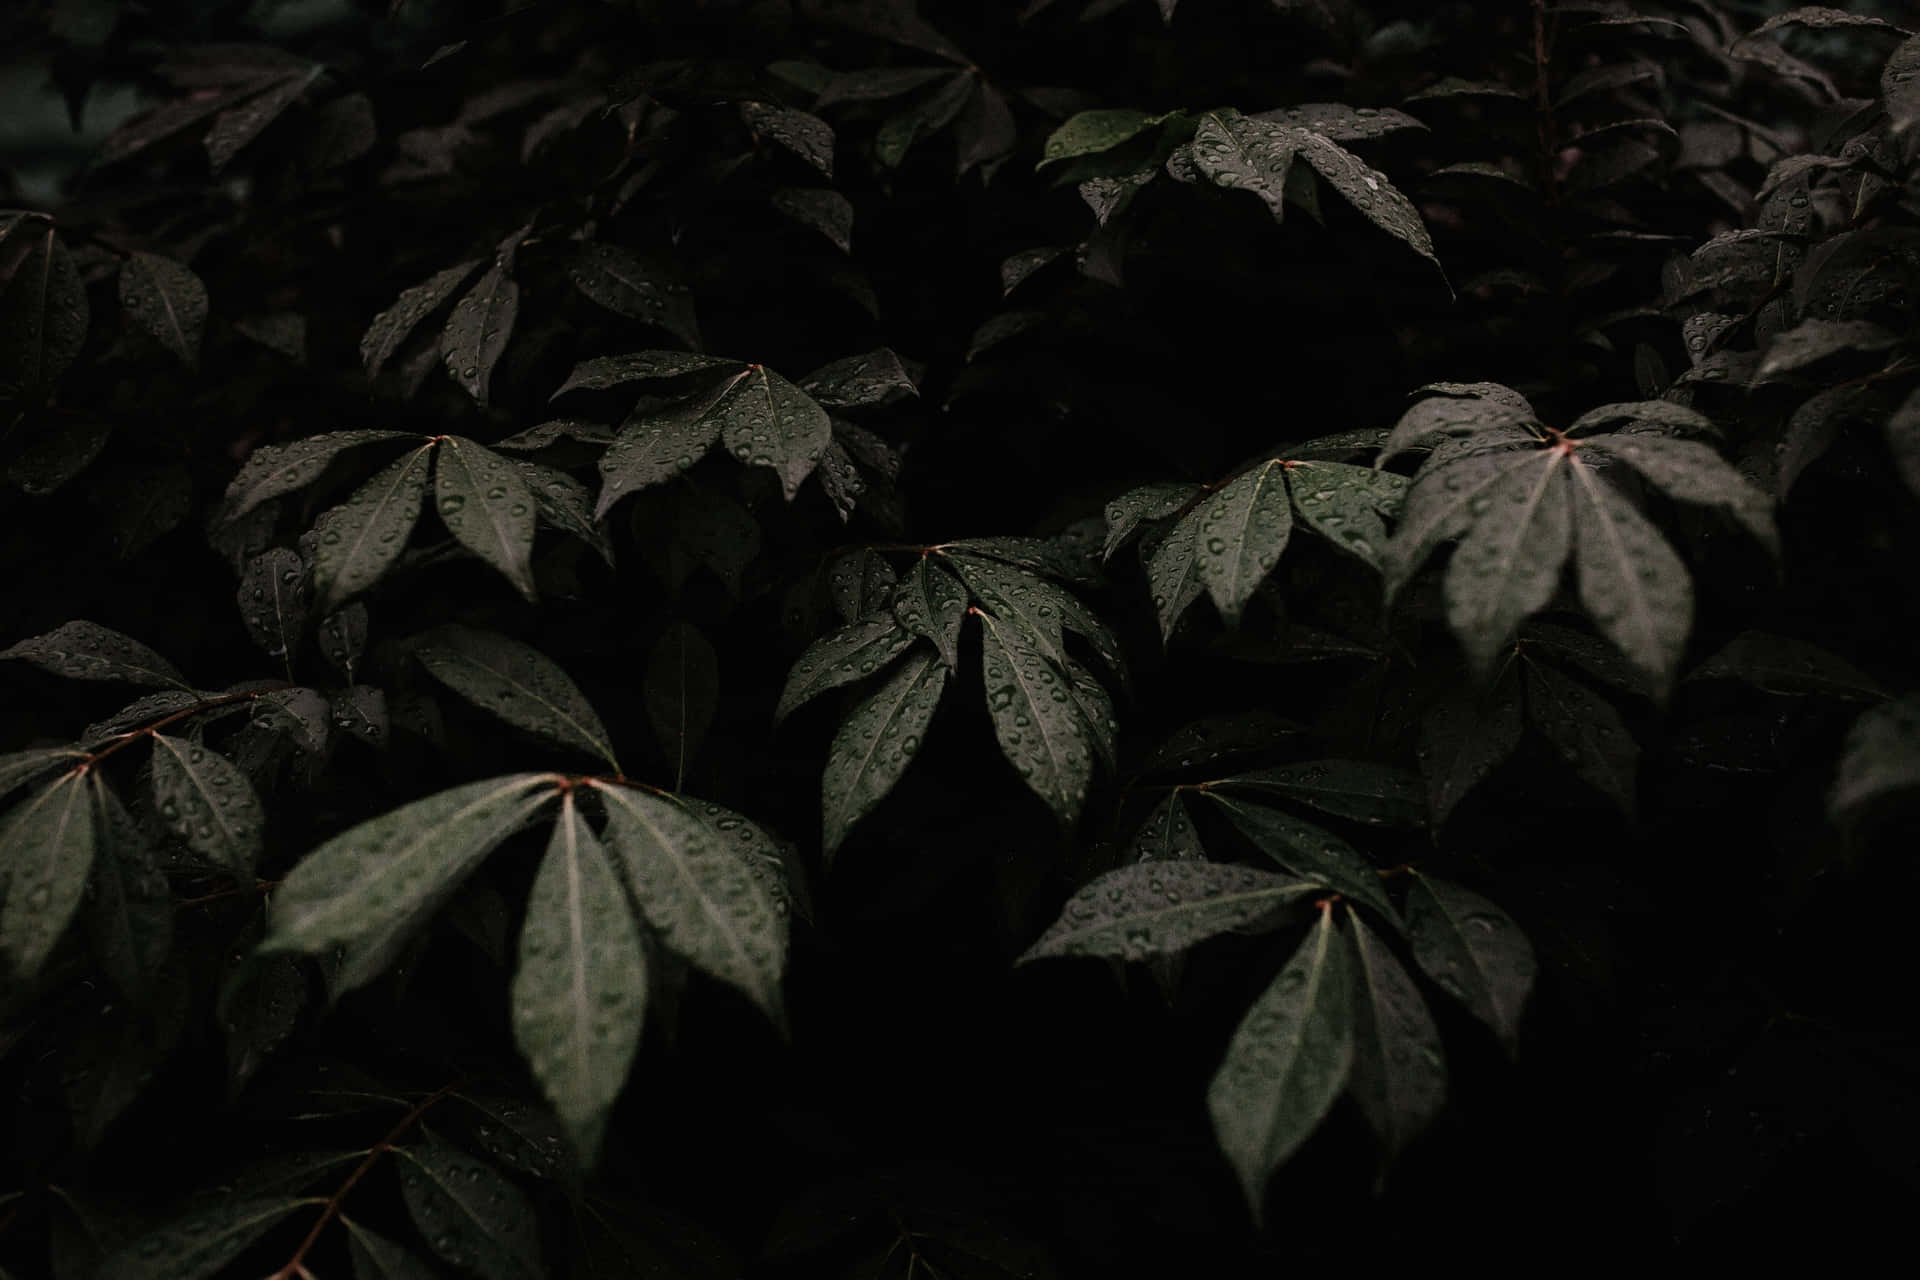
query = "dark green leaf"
(118, 252, 208, 368)
(1038, 109, 1165, 167)
(1891, 386, 1920, 501)
(1689, 631, 1885, 700)
(821, 647, 947, 858)
(1418, 664, 1523, 829)
(1403, 872, 1535, 1054)
(1194, 460, 1292, 626)
(256, 686, 331, 755)
(1214, 760, 1425, 827)
(8, 417, 112, 495)
(311, 443, 434, 613)
(1523, 660, 1637, 815)
(741, 101, 835, 177)
(86, 776, 171, 999)
(1132, 790, 1205, 861)
(1145, 506, 1207, 641)
(1, 619, 187, 688)
(717, 365, 832, 501)
(151, 733, 264, 875)
(1286, 461, 1403, 570)
(1102, 482, 1199, 562)
(415, 624, 619, 771)
(774, 615, 914, 725)
(513, 794, 647, 1165)
(1566, 463, 1692, 694)
(1345, 907, 1445, 1162)
(770, 187, 854, 252)
(360, 261, 482, 381)
(1202, 792, 1396, 920)
(318, 602, 370, 682)
(0, 220, 88, 399)
(0, 746, 85, 802)
(237, 548, 309, 666)
(513, 460, 613, 564)
(347, 1220, 442, 1280)
(891, 556, 969, 669)
(1207, 906, 1353, 1223)
(204, 67, 317, 170)
(798, 348, 917, 409)
(261, 774, 560, 989)
(566, 244, 699, 346)
(398, 1135, 546, 1280)
(441, 257, 519, 407)
(434, 436, 538, 601)
(592, 373, 744, 517)
(1584, 433, 1778, 554)
(553, 351, 743, 397)
(1442, 451, 1571, 673)
(978, 611, 1093, 826)
(1019, 861, 1313, 962)
(222, 430, 418, 522)
(592, 781, 788, 1023)
(827, 548, 896, 622)
(1756, 319, 1898, 380)
(1189, 110, 1297, 221)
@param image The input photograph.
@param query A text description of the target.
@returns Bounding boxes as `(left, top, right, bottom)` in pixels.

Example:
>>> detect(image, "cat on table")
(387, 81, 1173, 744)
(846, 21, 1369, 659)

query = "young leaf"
(1442, 451, 1571, 673)
(150, 733, 265, 875)
(717, 365, 832, 501)
(1345, 907, 1445, 1163)
(1202, 792, 1396, 921)
(1207, 905, 1354, 1223)
(96, 1198, 319, 1280)
(1523, 660, 1638, 815)
(221, 430, 418, 521)
(566, 244, 699, 347)
(821, 647, 948, 858)
(1018, 861, 1314, 962)
(397, 1135, 546, 1280)
(1567, 464, 1692, 693)
(891, 556, 969, 669)
(441, 257, 519, 407)
(1, 620, 189, 689)
(1403, 872, 1535, 1054)
(644, 621, 719, 788)
(1214, 760, 1425, 827)
(1418, 664, 1523, 829)
(1194, 460, 1292, 627)
(0, 220, 89, 398)
(414, 625, 620, 772)
(261, 774, 560, 985)
(1132, 790, 1206, 862)
(774, 615, 915, 725)
(512, 795, 648, 1166)
(434, 436, 538, 601)
(0, 769, 98, 983)
(118, 252, 208, 368)
(592, 782, 787, 1023)
(311, 443, 434, 613)
(978, 611, 1093, 827)
(236, 548, 309, 665)
(360, 260, 482, 380)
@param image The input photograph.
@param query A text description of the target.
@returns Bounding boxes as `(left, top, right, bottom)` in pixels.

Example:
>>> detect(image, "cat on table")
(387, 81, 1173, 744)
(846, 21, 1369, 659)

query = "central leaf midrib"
(828, 650, 935, 833)
(431, 647, 610, 766)
(332, 445, 430, 591)
(982, 614, 1073, 802)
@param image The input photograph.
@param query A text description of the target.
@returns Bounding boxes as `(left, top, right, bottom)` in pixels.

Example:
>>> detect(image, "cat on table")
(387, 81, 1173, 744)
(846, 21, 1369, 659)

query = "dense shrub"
(2, 0, 1917, 1272)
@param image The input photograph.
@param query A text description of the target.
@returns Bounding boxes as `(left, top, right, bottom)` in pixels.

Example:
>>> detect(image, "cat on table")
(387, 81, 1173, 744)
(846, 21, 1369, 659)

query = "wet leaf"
(1145, 506, 1208, 640)
(0, 746, 86, 802)
(1442, 451, 1571, 673)
(1689, 631, 1885, 700)
(0, 768, 96, 981)
(770, 188, 854, 252)
(565, 244, 699, 347)
(774, 615, 914, 725)
(1194, 460, 1292, 626)
(117, 252, 208, 368)
(1019, 861, 1313, 962)
(1, 620, 188, 689)
(222, 430, 418, 521)
(0, 221, 88, 399)
(717, 365, 832, 500)
(644, 621, 718, 787)
(318, 603, 370, 681)
(262, 774, 560, 993)
(1417, 665, 1523, 829)
(97, 1197, 318, 1280)
(1214, 760, 1424, 827)
(592, 781, 788, 1024)
(415, 625, 619, 771)
(310, 443, 434, 613)
(1566, 464, 1692, 694)
(1345, 907, 1445, 1163)
(891, 556, 969, 669)
(798, 348, 917, 409)
(514, 460, 612, 564)
(150, 733, 264, 875)
(512, 795, 647, 1166)
(741, 101, 835, 177)
(1133, 790, 1205, 861)
(827, 548, 896, 622)
(360, 260, 482, 380)
(237, 548, 309, 664)
(593, 373, 745, 517)
(1102, 482, 1199, 561)
(346, 1220, 441, 1280)
(1290, 128, 1442, 275)
(1207, 906, 1353, 1224)
(977, 612, 1093, 826)
(205, 67, 318, 170)
(434, 436, 538, 601)
(86, 776, 172, 999)
(256, 686, 331, 755)
(398, 1135, 546, 1280)
(1038, 109, 1165, 166)
(822, 647, 947, 858)
(1202, 792, 1396, 921)
(1584, 433, 1778, 554)
(441, 258, 520, 407)
(8, 417, 112, 495)
(1403, 872, 1535, 1054)
(1286, 461, 1403, 570)
(1756, 319, 1898, 380)
(552, 351, 744, 397)
(1523, 660, 1637, 816)
(1189, 110, 1298, 222)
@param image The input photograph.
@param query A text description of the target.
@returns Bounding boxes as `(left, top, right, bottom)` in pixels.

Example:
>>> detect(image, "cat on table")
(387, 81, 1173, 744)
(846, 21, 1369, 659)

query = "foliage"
(2, 0, 1919, 1271)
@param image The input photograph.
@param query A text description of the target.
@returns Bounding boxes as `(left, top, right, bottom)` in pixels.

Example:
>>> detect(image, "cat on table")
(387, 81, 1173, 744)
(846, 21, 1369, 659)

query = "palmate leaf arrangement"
(5, 0, 1920, 1270)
